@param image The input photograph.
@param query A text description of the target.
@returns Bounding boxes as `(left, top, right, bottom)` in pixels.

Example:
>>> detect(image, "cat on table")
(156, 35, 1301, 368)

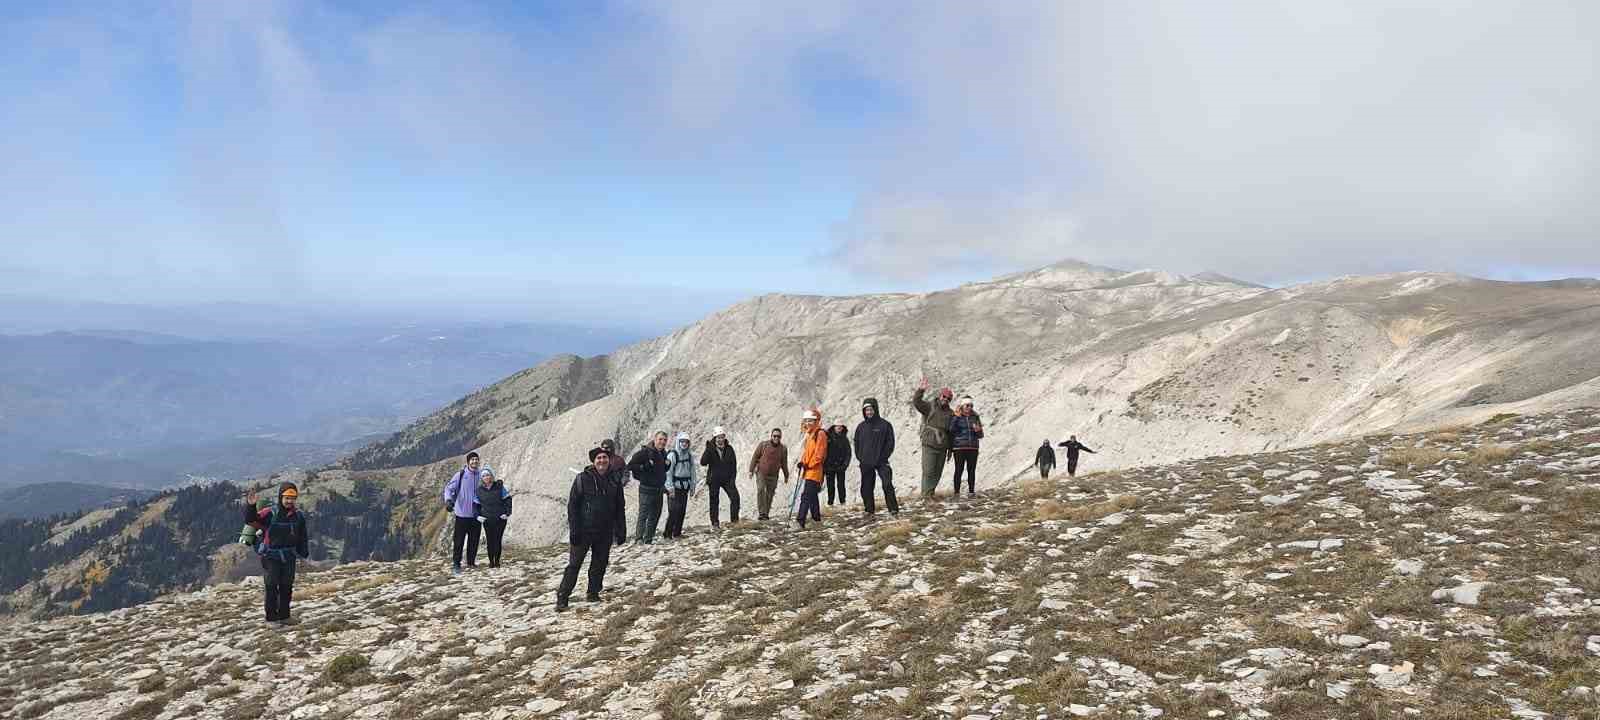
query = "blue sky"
(2, 2, 1597, 326)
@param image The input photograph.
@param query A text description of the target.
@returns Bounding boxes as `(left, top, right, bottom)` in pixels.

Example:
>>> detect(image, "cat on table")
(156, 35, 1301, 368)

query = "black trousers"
(636, 489, 663, 544)
(797, 482, 822, 526)
(824, 469, 847, 504)
(952, 450, 979, 495)
(860, 464, 899, 515)
(557, 533, 614, 601)
(260, 555, 296, 621)
(452, 515, 481, 568)
(1067, 455, 1080, 476)
(482, 518, 506, 567)
(708, 478, 740, 526)
(664, 490, 689, 538)
(1039, 465, 1053, 479)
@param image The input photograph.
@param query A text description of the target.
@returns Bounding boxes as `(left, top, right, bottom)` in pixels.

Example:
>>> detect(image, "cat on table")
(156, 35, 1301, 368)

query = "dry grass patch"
(1020, 480, 1056, 500)
(295, 582, 344, 600)
(345, 574, 395, 593)
(872, 520, 915, 546)
(1468, 445, 1515, 466)
(975, 522, 1028, 540)
(1382, 447, 1449, 469)
(1033, 494, 1138, 522)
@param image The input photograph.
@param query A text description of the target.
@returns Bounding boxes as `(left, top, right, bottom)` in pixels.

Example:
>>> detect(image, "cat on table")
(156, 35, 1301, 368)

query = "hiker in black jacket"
(242, 482, 309, 624)
(700, 427, 741, 528)
(854, 398, 899, 516)
(1057, 435, 1096, 477)
(1035, 440, 1057, 479)
(557, 447, 628, 611)
(627, 431, 670, 544)
(471, 467, 513, 568)
(823, 421, 852, 506)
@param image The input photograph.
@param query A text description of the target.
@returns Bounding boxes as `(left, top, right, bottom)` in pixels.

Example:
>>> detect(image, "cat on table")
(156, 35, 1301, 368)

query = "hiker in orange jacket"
(795, 409, 828, 529)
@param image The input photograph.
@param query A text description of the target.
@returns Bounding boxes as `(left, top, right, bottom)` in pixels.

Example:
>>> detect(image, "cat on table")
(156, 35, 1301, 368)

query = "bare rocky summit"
(5, 409, 1598, 719)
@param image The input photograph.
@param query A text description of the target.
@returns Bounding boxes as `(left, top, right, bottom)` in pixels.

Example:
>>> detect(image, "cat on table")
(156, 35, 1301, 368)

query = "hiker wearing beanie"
(700, 427, 741, 528)
(443, 452, 484, 574)
(627, 431, 671, 544)
(1035, 440, 1057, 479)
(747, 428, 790, 521)
(663, 432, 699, 540)
(557, 446, 627, 611)
(472, 467, 513, 568)
(823, 421, 852, 506)
(855, 398, 899, 516)
(949, 396, 984, 498)
(241, 483, 309, 624)
(911, 378, 955, 499)
(1057, 435, 1097, 478)
(795, 409, 828, 528)
(598, 438, 629, 542)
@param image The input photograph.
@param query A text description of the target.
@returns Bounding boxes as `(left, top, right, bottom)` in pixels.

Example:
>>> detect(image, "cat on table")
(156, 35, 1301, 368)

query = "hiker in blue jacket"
(242, 482, 309, 624)
(443, 452, 484, 574)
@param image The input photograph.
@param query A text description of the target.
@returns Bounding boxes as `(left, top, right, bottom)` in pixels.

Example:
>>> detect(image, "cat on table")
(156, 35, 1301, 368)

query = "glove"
(476, 516, 487, 523)
(499, 514, 509, 520)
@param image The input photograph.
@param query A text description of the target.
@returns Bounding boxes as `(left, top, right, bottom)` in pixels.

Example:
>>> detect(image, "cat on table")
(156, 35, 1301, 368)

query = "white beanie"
(712, 426, 726, 437)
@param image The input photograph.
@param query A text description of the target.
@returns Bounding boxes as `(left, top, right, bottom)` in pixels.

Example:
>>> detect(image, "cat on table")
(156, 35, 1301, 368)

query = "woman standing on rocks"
(472, 466, 513, 568)
(823, 420, 852, 506)
(949, 396, 984, 497)
(663, 432, 698, 540)
(795, 409, 828, 529)
(242, 482, 309, 625)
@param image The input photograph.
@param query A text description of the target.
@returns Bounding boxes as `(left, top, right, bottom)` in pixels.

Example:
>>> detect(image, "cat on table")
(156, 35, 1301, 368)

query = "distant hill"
(0, 482, 150, 520)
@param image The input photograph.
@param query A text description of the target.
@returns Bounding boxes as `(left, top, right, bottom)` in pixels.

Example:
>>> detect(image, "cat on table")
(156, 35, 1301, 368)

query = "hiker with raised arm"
(557, 446, 627, 611)
(748, 428, 790, 521)
(1057, 435, 1097, 478)
(701, 427, 741, 529)
(443, 452, 484, 574)
(949, 396, 984, 498)
(663, 432, 698, 540)
(823, 420, 852, 507)
(911, 378, 955, 500)
(472, 466, 512, 568)
(855, 398, 899, 517)
(1035, 440, 1057, 479)
(795, 409, 828, 529)
(628, 431, 670, 544)
(242, 482, 309, 624)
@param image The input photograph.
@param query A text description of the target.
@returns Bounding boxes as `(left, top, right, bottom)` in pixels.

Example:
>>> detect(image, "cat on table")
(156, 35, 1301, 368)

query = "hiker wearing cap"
(627, 431, 671, 544)
(1035, 440, 1057, 479)
(472, 467, 513, 568)
(795, 409, 828, 528)
(663, 432, 698, 540)
(443, 452, 484, 574)
(855, 398, 899, 516)
(949, 396, 984, 498)
(598, 439, 629, 542)
(241, 483, 309, 624)
(748, 428, 791, 520)
(557, 446, 627, 611)
(823, 420, 852, 506)
(912, 378, 955, 499)
(1057, 435, 1097, 478)
(701, 427, 741, 528)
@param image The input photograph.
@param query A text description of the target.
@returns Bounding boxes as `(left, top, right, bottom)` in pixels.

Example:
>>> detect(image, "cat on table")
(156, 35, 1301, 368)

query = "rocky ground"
(4, 409, 1599, 720)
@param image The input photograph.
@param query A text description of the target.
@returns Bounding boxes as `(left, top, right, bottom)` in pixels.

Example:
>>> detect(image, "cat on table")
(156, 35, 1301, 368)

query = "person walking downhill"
(700, 427, 741, 528)
(663, 432, 699, 540)
(443, 452, 484, 574)
(823, 421, 852, 507)
(1057, 435, 1097, 478)
(748, 428, 790, 521)
(557, 446, 627, 611)
(795, 409, 828, 529)
(1035, 440, 1057, 479)
(949, 396, 984, 498)
(855, 398, 899, 517)
(472, 467, 513, 568)
(627, 432, 670, 544)
(242, 482, 309, 625)
(911, 379, 955, 500)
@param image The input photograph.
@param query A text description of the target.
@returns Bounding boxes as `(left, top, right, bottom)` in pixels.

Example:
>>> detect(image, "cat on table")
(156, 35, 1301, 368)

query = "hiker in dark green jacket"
(911, 378, 954, 499)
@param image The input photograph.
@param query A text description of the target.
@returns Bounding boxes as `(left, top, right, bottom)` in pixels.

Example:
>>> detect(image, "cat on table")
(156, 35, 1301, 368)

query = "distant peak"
(1191, 271, 1267, 289)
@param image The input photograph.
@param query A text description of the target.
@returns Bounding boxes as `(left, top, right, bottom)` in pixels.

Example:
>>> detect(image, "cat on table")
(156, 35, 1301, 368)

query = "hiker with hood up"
(911, 378, 955, 499)
(663, 432, 699, 540)
(949, 396, 984, 497)
(1057, 435, 1097, 478)
(823, 420, 852, 506)
(795, 409, 828, 528)
(700, 427, 741, 528)
(748, 428, 790, 520)
(443, 452, 484, 574)
(557, 446, 627, 611)
(242, 482, 309, 624)
(628, 431, 671, 544)
(472, 466, 513, 568)
(1035, 440, 1057, 479)
(855, 398, 899, 516)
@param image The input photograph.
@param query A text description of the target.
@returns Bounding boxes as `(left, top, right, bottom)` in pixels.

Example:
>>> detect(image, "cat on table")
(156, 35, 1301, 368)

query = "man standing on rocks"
(1057, 435, 1097, 478)
(557, 446, 627, 611)
(663, 432, 698, 540)
(443, 452, 484, 574)
(1035, 440, 1057, 479)
(242, 482, 309, 624)
(795, 409, 828, 529)
(628, 432, 670, 544)
(748, 428, 790, 521)
(949, 396, 984, 498)
(823, 420, 852, 507)
(700, 427, 741, 528)
(472, 466, 512, 568)
(911, 379, 955, 499)
(598, 438, 628, 543)
(855, 398, 899, 517)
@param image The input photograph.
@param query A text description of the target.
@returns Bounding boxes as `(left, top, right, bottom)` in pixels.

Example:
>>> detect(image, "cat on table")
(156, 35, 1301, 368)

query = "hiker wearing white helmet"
(662, 432, 698, 539)
(700, 426, 741, 528)
(795, 408, 828, 529)
(950, 396, 984, 498)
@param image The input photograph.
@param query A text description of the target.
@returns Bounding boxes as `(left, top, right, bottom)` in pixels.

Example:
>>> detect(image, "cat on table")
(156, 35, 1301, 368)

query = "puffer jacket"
(950, 411, 984, 451)
(824, 427, 852, 471)
(567, 465, 626, 543)
(473, 480, 513, 519)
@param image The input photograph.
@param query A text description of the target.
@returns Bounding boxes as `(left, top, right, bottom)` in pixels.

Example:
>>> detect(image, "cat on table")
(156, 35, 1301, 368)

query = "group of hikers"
(235, 378, 1100, 619)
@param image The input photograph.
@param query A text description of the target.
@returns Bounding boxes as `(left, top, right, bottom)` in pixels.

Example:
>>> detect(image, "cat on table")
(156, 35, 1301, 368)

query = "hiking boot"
(555, 598, 570, 612)
(451, 565, 462, 576)
(585, 593, 601, 602)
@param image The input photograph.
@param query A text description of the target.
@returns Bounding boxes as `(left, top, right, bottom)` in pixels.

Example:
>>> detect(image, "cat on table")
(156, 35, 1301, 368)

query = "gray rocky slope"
(4, 409, 1598, 719)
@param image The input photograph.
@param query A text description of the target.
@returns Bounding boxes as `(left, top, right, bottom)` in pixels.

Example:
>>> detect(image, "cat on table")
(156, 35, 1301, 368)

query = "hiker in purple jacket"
(443, 452, 483, 574)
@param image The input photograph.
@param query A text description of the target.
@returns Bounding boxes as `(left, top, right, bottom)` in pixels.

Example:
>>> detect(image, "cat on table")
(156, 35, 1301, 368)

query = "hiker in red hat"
(912, 378, 955, 499)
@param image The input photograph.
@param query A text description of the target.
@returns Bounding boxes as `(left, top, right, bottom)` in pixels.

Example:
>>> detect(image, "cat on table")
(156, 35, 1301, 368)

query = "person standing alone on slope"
(242, 482, 309, 624)
(748, 428, 790, 521)
(795, 409, 828, 529)
(663, 432, 698, 540)
(855, 398, 899, 517)
(472, 466, 512, 568)
(1035, 440, 1057, 479)
(823, 421, 852, 507)
(628, 432, 670, 544)
(1057, 435, 1097, 478)
(443, 452, 484, 574)
(700, 427, 741, 528)
(911, 379, 955, 500)
(949, 396, 984, 498)
(557, 446, 627, 611)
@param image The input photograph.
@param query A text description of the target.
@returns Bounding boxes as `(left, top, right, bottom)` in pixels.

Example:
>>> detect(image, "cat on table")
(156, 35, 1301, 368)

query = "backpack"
(254, 506, 302, 560)
(667, 449, 694, 490)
